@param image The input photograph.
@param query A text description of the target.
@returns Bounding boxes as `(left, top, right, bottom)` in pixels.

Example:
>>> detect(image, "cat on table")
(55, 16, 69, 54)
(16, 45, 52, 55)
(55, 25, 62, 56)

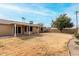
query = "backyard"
(0, 33, 72, 56)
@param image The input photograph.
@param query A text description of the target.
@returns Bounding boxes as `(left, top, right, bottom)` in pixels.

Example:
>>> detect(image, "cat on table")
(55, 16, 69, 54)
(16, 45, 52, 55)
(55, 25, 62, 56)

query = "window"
(30, 27, 33, 31)
(41, 28, 43, 31)
(16, 27, 21, 33)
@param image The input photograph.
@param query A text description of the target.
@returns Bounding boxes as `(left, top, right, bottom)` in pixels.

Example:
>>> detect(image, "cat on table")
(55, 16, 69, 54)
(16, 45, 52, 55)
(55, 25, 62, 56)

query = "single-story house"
(0, 19, 45, 36)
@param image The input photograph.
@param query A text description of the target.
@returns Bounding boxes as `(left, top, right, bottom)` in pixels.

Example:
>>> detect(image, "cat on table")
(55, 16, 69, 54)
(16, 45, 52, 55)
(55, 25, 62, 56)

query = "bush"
(75, 41, 79, 45)
(74, 33, 79, 39)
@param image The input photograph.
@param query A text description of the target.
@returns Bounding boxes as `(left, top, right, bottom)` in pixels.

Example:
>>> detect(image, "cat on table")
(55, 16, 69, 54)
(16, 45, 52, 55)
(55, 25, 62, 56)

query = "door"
(18, 27, 21, 33)
(30, 26, 33, 32)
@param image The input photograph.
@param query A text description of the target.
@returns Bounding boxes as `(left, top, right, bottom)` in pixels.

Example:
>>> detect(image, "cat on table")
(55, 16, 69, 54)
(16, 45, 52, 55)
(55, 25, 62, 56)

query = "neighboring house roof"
(0, 19, 42, 27)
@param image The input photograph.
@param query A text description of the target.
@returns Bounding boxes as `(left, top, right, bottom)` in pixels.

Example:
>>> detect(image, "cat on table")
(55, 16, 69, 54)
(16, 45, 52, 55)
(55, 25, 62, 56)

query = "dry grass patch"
(0, 33, 72, 56)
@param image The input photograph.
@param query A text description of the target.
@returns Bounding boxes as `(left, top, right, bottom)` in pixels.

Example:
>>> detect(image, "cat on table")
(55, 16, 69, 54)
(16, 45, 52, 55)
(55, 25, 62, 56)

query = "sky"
(0, 3, 79, 27)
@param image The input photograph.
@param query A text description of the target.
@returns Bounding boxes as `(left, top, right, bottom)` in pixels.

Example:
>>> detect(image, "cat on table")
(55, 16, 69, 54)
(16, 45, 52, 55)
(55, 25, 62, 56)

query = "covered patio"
(0, 19, 44, 37)
(14, 24, 41, 37)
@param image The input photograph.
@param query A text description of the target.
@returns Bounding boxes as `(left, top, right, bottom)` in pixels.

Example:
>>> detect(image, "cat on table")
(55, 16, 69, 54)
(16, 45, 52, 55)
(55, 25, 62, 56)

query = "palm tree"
(29, 21, 33, 24)
(21, 17, 26, 23)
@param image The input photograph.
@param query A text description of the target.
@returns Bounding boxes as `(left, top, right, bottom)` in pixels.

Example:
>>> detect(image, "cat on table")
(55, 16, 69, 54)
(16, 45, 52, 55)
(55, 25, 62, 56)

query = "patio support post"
(38, 26, 40, 34)
(27, 26, 28, 33)
(14, 24, 16, 37)
(21, 26, 22, 34)
(29, 25, 30, 36)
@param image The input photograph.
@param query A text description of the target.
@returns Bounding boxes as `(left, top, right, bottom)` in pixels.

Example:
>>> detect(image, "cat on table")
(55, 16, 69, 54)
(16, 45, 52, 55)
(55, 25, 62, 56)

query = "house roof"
(0, 19, 42, 27)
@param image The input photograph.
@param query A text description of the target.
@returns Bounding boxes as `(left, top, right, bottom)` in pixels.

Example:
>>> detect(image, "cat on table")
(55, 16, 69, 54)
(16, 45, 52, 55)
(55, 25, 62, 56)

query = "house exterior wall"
(39, 27, 46, 33)
(23, 26, 29, 35)
(16, 25, 40, 35)
(0, 24, 44, 36)
(32, 27, 39, 33)
(15, 25, 23, 35)
(0, 24, 14, 36)
(40, 27, 43, 32)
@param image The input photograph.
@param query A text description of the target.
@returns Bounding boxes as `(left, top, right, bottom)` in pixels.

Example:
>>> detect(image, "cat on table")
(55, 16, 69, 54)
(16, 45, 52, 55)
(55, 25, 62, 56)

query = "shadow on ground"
(17, 33, 44, 40)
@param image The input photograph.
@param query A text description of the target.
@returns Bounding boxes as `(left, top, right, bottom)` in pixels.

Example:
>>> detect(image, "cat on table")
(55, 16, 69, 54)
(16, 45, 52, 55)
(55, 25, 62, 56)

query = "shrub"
(74, 33, 79, 39)
(75, 41, 79, 45)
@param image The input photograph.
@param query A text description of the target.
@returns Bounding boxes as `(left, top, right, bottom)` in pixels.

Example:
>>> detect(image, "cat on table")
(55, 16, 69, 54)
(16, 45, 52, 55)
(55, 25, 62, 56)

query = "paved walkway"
(68, 38, 79, 56)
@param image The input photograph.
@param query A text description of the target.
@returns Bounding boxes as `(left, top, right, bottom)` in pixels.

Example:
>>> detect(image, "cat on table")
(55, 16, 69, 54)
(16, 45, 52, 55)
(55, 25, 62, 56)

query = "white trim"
(21, 26, 22, 34)
(14, 24, 16, 37)
(29, 25, 30, 36)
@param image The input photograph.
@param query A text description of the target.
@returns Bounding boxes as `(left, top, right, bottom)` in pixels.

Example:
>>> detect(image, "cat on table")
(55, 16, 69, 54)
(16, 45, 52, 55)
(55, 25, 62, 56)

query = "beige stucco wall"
(39, 27, 45, 33)
(0, 24, 44, 36)
(23, 26, 40, 34)
(32, 27, 39, 33)
(16, 25, 23, 35)
(23, 26, 28, 35)
(0, 24, 14, 36)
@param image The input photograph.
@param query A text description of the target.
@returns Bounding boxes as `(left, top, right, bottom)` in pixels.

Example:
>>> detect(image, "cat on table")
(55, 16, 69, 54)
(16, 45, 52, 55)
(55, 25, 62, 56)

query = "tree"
(21, 17, 26, 22)
(51, 14, 73, 32)
(29, 21, 33, 24)
(38, 23, 43, 26)
(51, 20, 54, 27)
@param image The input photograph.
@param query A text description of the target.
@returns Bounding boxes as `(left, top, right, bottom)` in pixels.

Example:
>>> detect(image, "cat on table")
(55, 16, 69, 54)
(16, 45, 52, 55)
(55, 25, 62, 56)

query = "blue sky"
(0, 3, 79, 27)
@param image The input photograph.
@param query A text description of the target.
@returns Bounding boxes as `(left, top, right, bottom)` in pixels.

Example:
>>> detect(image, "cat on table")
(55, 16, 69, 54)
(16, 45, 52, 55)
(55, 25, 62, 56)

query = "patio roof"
(0, 19, 42, 27)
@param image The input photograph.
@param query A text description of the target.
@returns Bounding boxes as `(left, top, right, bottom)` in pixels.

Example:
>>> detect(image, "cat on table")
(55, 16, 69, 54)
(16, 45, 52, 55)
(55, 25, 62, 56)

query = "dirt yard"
(0, 33, 72, 56)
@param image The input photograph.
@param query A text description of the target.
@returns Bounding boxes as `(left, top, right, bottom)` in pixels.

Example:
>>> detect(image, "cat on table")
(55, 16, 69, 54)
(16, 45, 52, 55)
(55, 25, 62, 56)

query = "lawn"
(0, 33, 72, 56)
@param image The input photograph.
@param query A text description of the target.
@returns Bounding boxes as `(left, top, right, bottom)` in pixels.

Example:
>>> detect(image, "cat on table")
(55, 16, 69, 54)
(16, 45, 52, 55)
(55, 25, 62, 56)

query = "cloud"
(0, 14, 14, 20)
(0, 4, 25, 13)
(63, 4, 79, 27)
(0, 14, 7, 19)
(0, 4, 57, 17)
(26, 4, 57, 16)
(0, 3, 59, 27)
